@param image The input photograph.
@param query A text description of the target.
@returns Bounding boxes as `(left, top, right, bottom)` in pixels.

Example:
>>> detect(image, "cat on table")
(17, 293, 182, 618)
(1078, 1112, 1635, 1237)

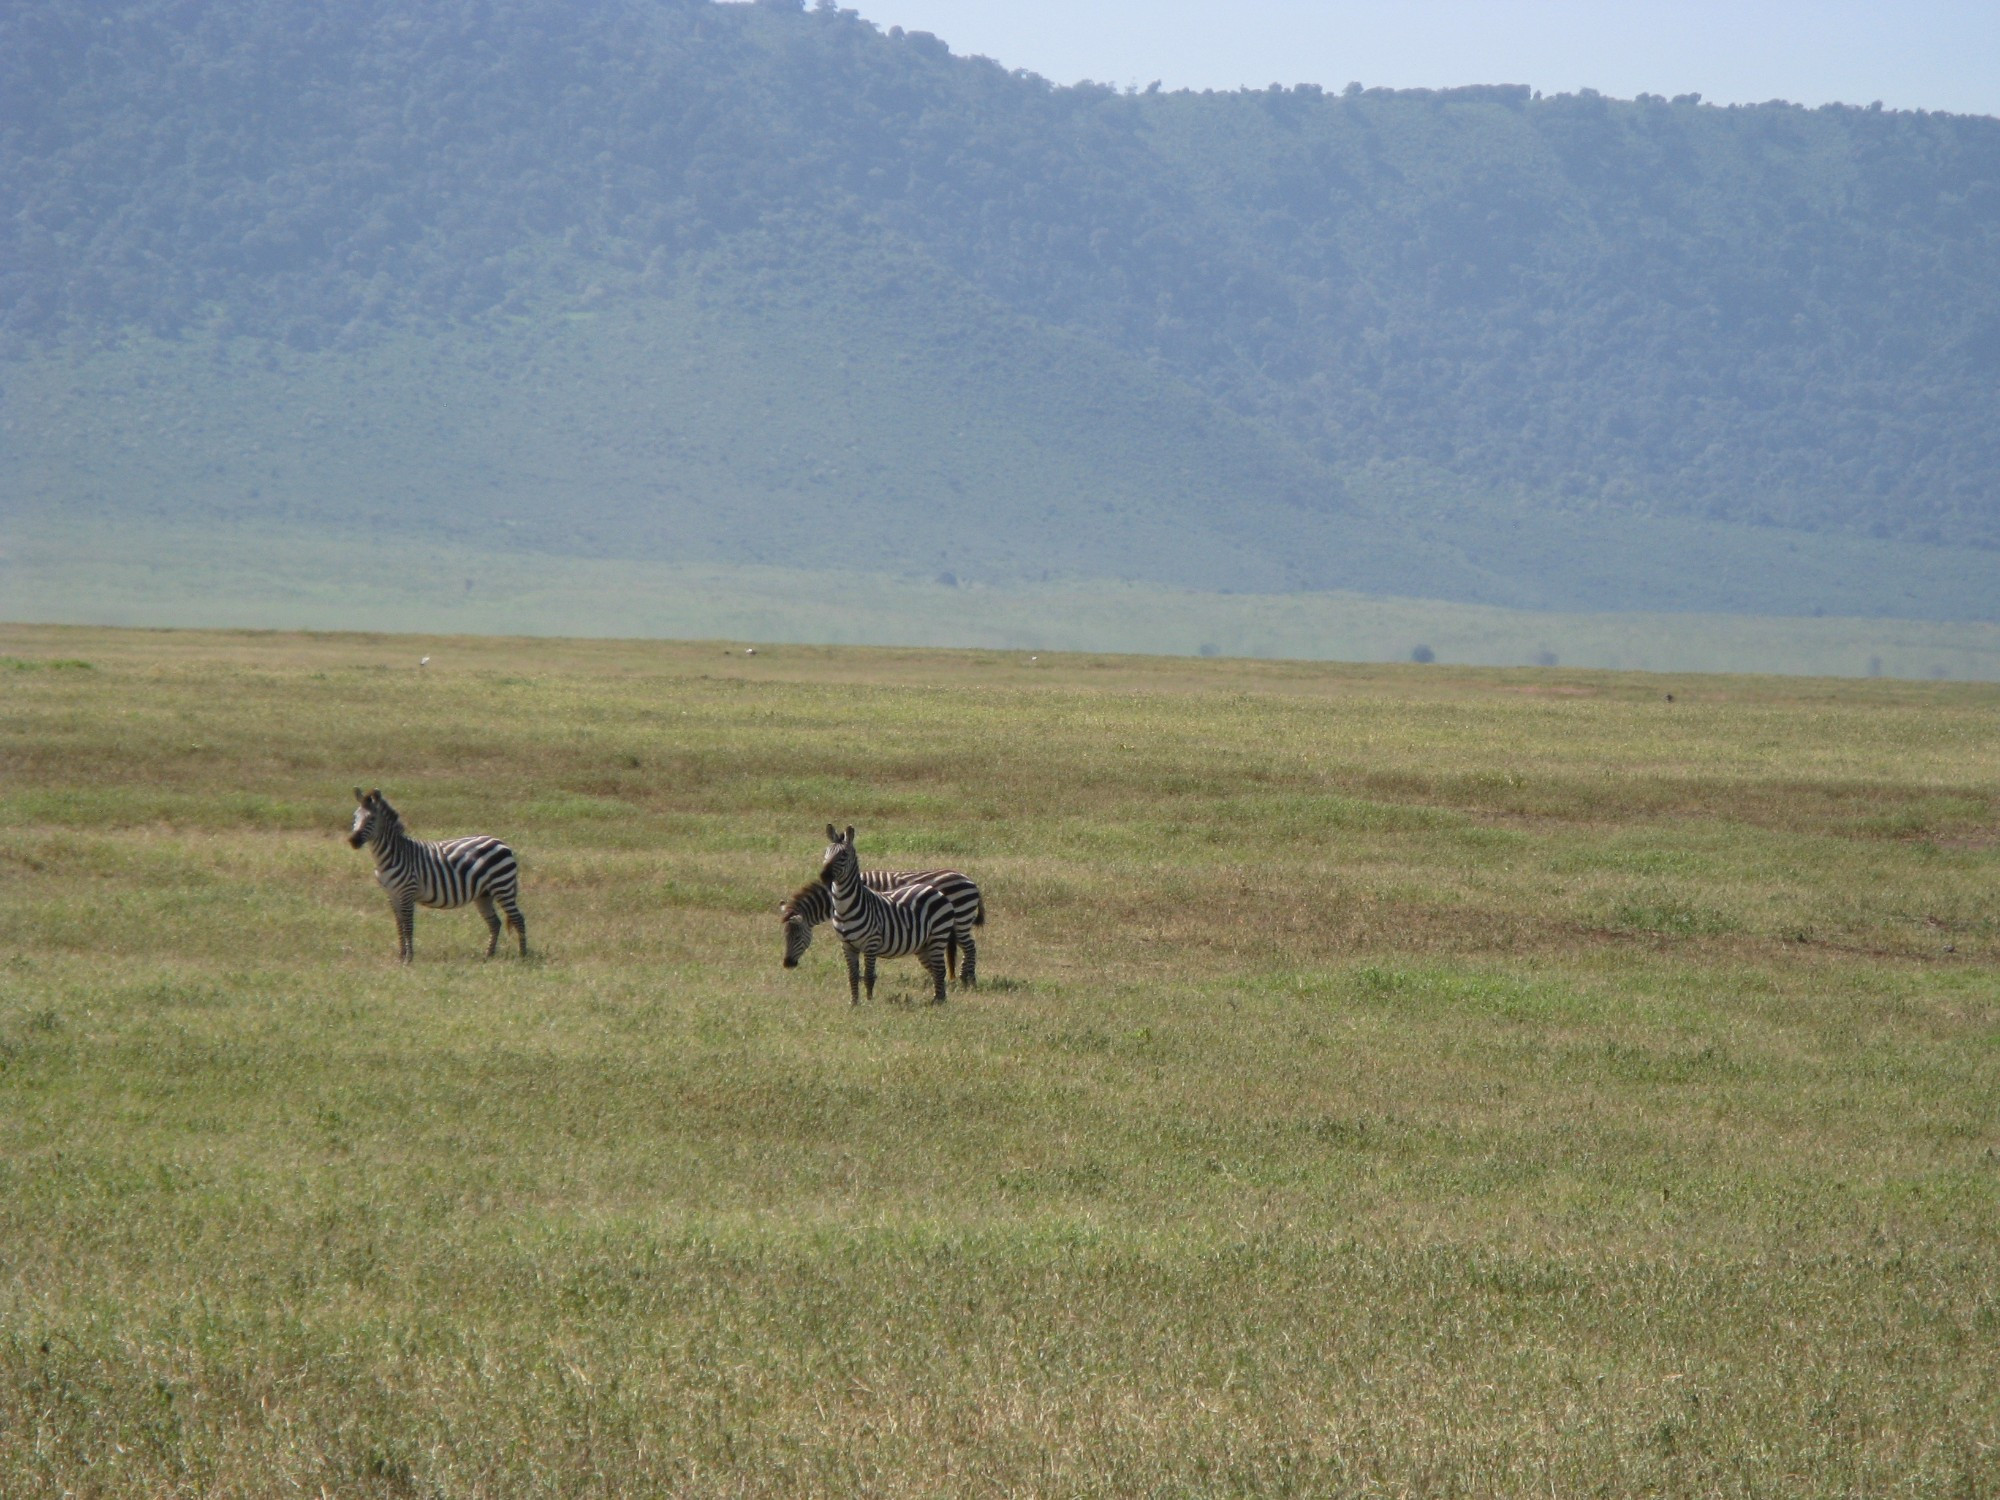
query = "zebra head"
(349, 787, 398, 849)
(779, 879, 832, 968)
(819, 823, 858, 889)
(779, 898, 813, 968)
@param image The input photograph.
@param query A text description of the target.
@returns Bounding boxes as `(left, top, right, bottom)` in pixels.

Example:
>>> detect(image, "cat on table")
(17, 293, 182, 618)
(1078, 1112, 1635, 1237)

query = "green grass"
(9, 512, 2000, 681)
(1, 624, 1997, 1495)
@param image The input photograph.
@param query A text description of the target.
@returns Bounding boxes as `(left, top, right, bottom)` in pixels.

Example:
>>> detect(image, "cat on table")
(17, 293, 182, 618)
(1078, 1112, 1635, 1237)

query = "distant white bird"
(1029, 655, 1038, 663)
(744, 647, 757, 656)
(419, 656, 430, 668)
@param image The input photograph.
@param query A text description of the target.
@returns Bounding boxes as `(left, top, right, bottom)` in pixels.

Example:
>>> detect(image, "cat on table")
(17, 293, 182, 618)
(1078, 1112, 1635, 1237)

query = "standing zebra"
(817, 824, 955, 1004)
(780, 867, 984, 985)
(347, 787, 527, 962)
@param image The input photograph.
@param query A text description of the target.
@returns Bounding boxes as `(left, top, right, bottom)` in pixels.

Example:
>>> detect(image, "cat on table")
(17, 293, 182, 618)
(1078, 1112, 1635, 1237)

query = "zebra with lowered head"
(781, 867, 984, 985)
(348, 787, 527, 962)
(817, 824, 955, 1004)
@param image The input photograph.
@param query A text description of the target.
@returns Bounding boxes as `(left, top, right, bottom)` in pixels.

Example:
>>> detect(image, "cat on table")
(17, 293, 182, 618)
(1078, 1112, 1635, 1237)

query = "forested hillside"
(4, 0, 1997, 617)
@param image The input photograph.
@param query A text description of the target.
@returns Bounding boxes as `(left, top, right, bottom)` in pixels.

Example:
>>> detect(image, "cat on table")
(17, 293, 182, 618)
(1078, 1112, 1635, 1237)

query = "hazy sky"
(839, 1, 2000, 117)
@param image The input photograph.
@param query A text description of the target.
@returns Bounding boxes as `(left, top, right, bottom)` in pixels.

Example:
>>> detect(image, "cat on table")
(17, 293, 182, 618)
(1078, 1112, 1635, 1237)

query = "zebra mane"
(780, 881, 828, 920)
(358, 787, 402, 822)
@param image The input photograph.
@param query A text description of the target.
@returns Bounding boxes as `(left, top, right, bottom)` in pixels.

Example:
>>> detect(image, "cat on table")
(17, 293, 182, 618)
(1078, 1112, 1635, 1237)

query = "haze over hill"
(2, 0, 1997, 637)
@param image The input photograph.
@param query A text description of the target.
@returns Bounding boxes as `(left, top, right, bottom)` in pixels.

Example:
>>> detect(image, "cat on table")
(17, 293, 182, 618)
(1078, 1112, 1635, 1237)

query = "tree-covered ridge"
(4, 0, 1998, 549)
(1146, 87, 2000, 544)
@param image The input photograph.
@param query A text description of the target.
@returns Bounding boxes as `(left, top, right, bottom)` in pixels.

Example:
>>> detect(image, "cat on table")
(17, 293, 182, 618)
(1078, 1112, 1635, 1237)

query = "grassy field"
(10, 513, 2000, 682)
(1, 623, 1996, 1495)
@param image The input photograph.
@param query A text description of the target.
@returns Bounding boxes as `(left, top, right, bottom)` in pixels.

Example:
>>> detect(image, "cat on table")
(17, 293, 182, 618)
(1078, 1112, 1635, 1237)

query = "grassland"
(10, 512, 2000, 683)
(1, 623, 1996, 1495)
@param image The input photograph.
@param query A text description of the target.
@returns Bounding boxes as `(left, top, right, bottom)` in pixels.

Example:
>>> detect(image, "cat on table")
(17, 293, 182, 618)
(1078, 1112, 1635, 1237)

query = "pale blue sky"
(837, 1, 2000, 116)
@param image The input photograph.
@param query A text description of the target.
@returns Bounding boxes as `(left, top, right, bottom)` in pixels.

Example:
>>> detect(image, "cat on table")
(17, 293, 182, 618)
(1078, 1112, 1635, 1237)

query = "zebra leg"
(960, 932, 977, 988)
(394, 895, 416, 964)
(923, 942, 949, 1004)
(863, 952, 878, 1002)
(475, 893, 502, 957)
(500, 896, 528, 956)
(843, 943, 862, 1005)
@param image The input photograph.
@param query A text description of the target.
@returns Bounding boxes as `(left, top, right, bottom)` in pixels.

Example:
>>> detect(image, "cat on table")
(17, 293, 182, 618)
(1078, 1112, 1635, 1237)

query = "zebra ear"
(826, 823, 839, 842)
(354, 786, 367, 804)
(845, 824, 855, 844)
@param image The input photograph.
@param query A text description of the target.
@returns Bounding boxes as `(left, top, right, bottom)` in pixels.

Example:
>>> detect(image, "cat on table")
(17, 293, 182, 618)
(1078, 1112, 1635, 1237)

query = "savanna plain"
(1, 624, 1996, 1497)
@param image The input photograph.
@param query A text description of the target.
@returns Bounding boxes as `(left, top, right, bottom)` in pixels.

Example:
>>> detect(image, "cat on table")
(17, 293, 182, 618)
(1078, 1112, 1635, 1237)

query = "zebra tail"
(946, 933, 960, 981)
(972, 892, 986, 927)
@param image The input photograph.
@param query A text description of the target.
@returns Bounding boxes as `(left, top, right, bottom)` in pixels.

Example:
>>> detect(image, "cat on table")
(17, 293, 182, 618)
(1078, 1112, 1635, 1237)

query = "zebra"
(816, 824, 955, 1004)
(347, 787, 527, 962)
(780, 867, 984, 985)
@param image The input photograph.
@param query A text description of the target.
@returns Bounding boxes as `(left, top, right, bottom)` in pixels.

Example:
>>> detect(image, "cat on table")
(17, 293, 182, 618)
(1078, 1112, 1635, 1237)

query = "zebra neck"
(372, 823, 415, 869)
(829, 868, 879, 923)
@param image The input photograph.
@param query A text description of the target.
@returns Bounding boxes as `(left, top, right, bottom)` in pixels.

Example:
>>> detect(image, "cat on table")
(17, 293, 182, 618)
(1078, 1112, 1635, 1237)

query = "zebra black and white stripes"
(349, 787, 527, 962)
(781, 867, 984, 985)
(818, 824, 955, 1004)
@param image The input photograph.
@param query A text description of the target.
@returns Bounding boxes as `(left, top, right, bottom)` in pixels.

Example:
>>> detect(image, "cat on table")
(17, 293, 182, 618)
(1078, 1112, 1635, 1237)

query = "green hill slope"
(1138, 85, 2000, 547)
(2, 0, 1996, 621)
(4, 233, 1423, 596)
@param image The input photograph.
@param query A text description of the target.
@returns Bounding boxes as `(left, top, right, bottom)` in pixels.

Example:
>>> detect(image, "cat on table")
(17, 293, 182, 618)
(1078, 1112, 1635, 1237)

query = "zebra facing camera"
(806, 823, 983, 1004)
(347, 788, 528, 962)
